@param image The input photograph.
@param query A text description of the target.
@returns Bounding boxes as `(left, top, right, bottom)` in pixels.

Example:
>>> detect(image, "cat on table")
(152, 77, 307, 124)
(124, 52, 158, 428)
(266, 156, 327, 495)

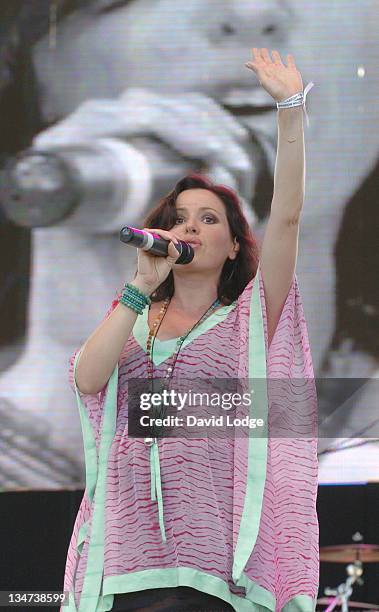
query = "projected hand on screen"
(32, 88, 257, 226)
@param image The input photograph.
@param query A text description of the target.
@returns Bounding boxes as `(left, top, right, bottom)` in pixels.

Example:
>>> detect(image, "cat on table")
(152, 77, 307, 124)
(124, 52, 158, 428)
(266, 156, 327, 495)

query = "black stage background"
(1, 484, 378, 611)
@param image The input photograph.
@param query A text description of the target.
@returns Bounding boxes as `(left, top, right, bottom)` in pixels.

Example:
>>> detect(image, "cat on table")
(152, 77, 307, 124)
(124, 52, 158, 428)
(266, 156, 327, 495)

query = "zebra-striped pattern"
(64, 270, 319, 611)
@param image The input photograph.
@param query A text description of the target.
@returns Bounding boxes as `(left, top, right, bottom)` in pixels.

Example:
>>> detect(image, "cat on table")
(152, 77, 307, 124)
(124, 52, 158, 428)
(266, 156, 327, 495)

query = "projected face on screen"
(32, 0, 379, 374)
(0, 0, 377, 488)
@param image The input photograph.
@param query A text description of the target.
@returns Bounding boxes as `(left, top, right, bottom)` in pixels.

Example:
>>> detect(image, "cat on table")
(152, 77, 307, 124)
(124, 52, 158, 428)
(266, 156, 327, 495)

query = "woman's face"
(32, 0, 379, 217)
(169, 188, 238, 272)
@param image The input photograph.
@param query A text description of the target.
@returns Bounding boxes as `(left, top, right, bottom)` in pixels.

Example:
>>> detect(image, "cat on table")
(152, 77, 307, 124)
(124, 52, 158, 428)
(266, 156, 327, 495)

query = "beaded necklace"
(144, 296, 221, 442)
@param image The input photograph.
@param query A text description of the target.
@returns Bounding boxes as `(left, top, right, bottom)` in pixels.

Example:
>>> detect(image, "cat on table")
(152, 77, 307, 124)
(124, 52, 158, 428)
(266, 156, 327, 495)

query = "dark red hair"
(139, 173, 260, 305)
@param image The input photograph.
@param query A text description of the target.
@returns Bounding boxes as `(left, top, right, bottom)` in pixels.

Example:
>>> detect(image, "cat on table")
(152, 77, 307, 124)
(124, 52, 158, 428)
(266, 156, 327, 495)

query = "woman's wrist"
(129, 276, 155, 297)
(119, 279, 153, 315)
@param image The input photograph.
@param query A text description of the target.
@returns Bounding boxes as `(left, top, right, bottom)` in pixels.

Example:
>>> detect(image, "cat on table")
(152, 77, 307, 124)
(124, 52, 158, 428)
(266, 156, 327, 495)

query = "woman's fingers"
(246, 47, 302, 102)
(167, 241, 181, 259)
(252, 47, 262, 64)
(250, 47, 291, 69)
(286, 53, 297, 70)
(271, 50, 284, 66)
(143, 227, 180, 245)
(251, 47, 297, 70)
(260, 48, 272, 64)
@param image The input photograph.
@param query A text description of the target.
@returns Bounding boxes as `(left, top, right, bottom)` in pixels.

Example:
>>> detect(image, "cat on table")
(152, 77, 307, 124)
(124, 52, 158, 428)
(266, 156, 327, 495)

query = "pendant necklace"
(144, 296, 221, 444)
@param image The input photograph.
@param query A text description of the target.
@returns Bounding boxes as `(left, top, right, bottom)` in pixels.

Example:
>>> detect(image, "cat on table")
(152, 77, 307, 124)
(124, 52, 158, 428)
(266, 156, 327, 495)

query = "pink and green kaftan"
(63, 264, 319, 612)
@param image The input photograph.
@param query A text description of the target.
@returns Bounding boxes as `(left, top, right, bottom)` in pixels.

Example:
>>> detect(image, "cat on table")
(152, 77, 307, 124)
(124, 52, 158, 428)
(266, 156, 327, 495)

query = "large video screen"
(0, 0, 378, 489)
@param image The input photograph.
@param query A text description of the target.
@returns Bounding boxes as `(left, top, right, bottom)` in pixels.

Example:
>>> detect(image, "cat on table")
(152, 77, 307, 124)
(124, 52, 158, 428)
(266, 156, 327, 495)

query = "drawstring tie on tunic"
(145, 437, 166, 543)
(143, 298, 222, 547)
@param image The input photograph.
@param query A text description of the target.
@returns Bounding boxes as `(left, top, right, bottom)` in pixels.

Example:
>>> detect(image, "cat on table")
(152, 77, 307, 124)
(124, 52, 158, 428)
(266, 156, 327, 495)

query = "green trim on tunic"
(282, 594, 317, 612)
(232, 263, 269, 583)
(103, 566, 272, 612)
(71, 352, 119, 612)
(71, 347, 100, 558)
(66, 567, 316, 612)
(73, 347, 99, 505)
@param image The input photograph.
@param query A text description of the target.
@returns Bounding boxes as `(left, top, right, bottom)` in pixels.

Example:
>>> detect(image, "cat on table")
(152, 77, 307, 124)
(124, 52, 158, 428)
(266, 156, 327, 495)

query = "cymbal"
(320, 544, 379, 563)
(317, 598, 379, 610)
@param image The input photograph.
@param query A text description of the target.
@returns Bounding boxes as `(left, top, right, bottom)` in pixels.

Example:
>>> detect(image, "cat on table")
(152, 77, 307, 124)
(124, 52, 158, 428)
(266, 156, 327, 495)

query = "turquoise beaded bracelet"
(119, 283, 151, 315)
(125, 282, 152, 303)
(120, 294, 146, 315)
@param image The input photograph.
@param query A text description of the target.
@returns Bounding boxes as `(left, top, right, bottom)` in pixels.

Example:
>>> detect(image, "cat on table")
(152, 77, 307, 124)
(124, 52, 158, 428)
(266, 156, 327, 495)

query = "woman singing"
(63, 48, 319, 612)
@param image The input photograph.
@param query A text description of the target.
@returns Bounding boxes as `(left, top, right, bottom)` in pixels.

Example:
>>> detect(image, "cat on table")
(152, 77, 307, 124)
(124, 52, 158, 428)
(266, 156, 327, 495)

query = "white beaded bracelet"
(276, 81, 315, 127)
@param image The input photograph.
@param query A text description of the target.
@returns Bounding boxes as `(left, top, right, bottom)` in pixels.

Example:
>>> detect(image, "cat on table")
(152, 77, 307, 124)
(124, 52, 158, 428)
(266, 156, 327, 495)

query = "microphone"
(120, 225, 194, 264)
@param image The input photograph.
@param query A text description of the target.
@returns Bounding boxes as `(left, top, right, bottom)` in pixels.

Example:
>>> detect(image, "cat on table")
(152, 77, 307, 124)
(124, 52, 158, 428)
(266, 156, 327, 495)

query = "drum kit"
(317, 533, 379, 611)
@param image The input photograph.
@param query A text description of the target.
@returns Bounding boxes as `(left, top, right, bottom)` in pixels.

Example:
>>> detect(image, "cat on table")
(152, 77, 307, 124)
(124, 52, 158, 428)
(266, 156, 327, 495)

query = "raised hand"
(245, 48, 303, 103)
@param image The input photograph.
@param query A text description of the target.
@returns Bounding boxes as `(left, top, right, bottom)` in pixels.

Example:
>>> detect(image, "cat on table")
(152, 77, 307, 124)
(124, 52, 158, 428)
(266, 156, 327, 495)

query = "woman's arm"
(260, 105, 304, 347)
(245, 48, 306, 346)
(271, 105, 304, 222)
(75, 227, 180, 394)
(75, 278, 148, 395)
